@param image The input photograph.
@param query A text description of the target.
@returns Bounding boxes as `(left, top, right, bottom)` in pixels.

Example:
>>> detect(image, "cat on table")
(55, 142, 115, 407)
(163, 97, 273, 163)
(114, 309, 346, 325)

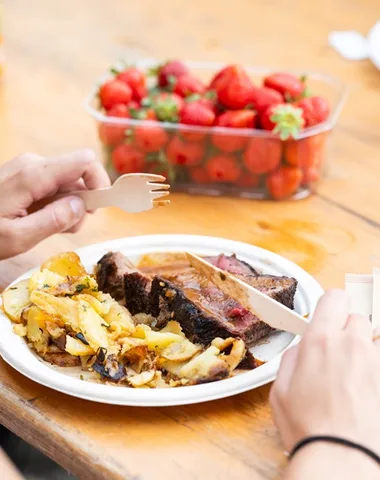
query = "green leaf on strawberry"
(270, 104, 305, 141)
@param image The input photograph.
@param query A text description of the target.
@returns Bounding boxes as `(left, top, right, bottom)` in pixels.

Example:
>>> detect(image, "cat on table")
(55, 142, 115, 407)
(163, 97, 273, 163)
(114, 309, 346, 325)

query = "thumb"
(13, 196, 85, 253)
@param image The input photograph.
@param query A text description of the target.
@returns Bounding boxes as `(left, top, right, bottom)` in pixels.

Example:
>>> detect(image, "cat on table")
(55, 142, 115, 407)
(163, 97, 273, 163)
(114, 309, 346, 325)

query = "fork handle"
(27, 187, 113, 214)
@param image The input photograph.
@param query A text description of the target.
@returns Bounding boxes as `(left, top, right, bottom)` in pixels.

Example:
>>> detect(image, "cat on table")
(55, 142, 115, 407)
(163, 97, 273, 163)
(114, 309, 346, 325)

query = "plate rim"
(0, 234, 324, 406)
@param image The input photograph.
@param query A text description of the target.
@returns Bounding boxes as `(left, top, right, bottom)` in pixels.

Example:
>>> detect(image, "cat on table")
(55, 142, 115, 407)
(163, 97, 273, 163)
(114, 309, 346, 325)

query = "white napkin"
(329, 21, 380, 68)
(345, 270, 380, 327)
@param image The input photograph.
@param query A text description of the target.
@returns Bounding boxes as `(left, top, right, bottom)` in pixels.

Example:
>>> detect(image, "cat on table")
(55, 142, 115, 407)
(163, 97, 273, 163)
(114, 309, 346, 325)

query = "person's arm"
(284, 443, 380, 480)
(0, 447, 25, 480)
(0, 149, 110, 260)
(270, 289, 380, 480)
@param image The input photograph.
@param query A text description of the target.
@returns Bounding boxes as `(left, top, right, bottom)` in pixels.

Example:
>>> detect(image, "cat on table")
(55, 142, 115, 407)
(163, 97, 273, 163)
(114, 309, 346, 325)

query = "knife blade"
(186, 252, 308, 336)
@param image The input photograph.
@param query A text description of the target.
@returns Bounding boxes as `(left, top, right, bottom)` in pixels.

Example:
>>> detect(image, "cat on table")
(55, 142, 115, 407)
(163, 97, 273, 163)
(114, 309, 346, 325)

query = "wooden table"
(1, 0, 380, 478)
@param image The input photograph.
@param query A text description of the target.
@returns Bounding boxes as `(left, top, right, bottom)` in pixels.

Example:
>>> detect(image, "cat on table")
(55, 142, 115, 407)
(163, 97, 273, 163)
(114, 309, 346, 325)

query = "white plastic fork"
(28, 173, 170, 214)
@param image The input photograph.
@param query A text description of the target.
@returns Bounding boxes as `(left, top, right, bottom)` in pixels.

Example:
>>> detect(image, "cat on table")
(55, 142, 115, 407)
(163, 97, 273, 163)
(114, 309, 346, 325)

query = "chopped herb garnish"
(9, 287, 17, 290)
(101, 323, 110, 329)
(43, 284, 50, 288)
(80, 375, 84, 381)
(75, 284, 86, 293)
(91, 287, 98, 292)
(75, 332, 89, 345)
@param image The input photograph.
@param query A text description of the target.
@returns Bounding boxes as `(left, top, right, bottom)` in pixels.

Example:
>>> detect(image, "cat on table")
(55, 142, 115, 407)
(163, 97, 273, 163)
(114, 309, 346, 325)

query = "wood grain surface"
(1, 0, 380, 478)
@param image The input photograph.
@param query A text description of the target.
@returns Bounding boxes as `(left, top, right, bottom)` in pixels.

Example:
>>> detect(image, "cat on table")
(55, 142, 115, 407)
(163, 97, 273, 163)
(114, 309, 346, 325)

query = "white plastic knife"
(186, 252, 309, 336)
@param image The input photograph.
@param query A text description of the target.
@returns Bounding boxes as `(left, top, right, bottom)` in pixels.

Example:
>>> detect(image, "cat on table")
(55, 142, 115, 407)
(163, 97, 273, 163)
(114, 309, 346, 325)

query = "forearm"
(283, 443, 380, 480)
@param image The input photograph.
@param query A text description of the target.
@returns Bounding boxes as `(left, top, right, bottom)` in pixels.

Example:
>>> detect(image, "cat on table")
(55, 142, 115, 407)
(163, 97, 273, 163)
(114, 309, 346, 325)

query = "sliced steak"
(124, 271, 152, 315)
(204, 254, 258, 276)
(96, 252, 137, 301)
(150, 266, 297, 346)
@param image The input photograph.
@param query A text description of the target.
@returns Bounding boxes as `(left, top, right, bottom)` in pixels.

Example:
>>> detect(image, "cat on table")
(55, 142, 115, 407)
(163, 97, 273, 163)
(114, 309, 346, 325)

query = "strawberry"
(186, 91, 218, 114)
(128, 100, 140, 110)
(295, 96, 330, 127)
(179, 101, 215, 142)
(173, 73, 205, 97)
(236, 172, 260, 188)
(166, 136, 204, 166)
(302, 166, 320, 186)
(211, 65, 254, 109)
(99, 80, 132, 109)
(264, 73, 306, 100)
(248, 87, 283, 114)
(116, 67, 147, 102)
(260, 104, 305, 140)
(98, 104, 129, 146)
(130, 107, 157, 121)
(209, 65, 233, 91)
(212, 110, 256, 152)
(149, 92, 184, 122)
(284, 133, 326, 169)
(134, 123, 169, 153)
(158, 60, 189, 87)
(243, 137, 282, 174)
(112, 144, 145, 174)
(206, 154, 241, 183)
(266, 165, 303, 200)
(189, 167, 210, 184)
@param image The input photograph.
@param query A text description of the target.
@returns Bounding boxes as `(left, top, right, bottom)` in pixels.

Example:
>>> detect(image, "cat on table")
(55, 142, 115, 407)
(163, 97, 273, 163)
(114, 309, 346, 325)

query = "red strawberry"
(98, 104, 129, 146)
(134, 123, 169, 153)
(179, 101, 215, 142)
(150, 92, 184, 122)
(284, 133, 326, 169)
(116, 67, 147, 102)
(173, 73, 205, 97)
(260, 104, 305, 140)
(112, 144, 145, 174)
(295, 96, 330, 127)
(212, 65, 254, 109)
(266, 165, 303, 200)
(128, 100, 140, 110)
(166, 136, 204, 166)
(248, 87, 283, 114)
(212, 110, 256, 152)
(189, 167, 210, 184)
(302, 166, 320, 186)
(209, 65, 233, 91)
(243, 137, 282, 174)
(99, 80, 132, 109)
(186, 91, 218, 114)
(158, 60, 189, 87)
(264, 73, 306, 100)
(206, 154, 241, 183)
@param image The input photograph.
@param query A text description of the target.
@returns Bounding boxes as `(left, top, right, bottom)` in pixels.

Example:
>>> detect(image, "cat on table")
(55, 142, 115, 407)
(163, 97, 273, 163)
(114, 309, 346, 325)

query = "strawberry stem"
(270, 104, 305, 140)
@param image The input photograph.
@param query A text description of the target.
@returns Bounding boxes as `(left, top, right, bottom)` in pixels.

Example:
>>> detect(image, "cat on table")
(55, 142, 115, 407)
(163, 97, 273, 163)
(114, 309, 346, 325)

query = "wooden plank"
(1, 0, 380, 478)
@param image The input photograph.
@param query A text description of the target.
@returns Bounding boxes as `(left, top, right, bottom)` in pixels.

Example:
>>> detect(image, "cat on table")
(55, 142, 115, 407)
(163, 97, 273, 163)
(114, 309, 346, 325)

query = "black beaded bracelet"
(288, 435, 380, 466)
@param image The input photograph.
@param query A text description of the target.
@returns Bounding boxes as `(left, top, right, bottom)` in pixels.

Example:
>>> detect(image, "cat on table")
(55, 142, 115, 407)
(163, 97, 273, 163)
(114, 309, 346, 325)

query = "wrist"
(284, 442, 380, 480)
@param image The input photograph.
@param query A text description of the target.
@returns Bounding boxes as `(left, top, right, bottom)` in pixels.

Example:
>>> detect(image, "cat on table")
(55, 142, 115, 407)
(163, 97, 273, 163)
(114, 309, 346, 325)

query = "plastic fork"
(28, 173, 170, 215)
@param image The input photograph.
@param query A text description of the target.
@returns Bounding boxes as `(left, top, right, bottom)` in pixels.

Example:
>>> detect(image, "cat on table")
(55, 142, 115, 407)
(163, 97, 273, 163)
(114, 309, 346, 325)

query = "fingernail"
(69, 197, 85, 218)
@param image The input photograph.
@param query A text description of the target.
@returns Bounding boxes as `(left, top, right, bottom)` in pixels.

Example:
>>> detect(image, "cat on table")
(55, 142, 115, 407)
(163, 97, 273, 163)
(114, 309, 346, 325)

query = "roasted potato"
(77, 300, 109, 350)
(29, 269, 66, 293)
(160, 339, 201, 362)
(2, 279, 31, 323)
(127, 369, 156, 388)
(65, 335, 94, 356)
(24, 306, 50, 354)
(31, 291, 79, 330)
(41, 252, 86, 277)
(179, 346, 229, 383)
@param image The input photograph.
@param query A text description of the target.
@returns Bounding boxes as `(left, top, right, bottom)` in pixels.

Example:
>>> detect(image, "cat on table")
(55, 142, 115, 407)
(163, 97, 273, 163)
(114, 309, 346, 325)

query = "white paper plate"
(0, 235, 323, 406)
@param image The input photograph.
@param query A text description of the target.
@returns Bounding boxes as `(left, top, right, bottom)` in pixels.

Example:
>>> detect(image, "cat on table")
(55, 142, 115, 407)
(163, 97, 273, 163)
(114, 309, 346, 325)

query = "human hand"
(270, 289, 380, 455)
(0, 149, 110, 260)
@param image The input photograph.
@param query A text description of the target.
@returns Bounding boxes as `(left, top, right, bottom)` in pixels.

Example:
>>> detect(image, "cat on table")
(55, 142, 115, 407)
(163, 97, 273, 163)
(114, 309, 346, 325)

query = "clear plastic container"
(86, 60, 347, 200)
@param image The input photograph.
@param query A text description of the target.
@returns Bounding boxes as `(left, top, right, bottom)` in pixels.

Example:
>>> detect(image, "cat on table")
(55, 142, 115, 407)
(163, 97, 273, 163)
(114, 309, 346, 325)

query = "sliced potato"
(29, 269, 66, 293)
(45, 321, 65, 339)
(2, 279, 31, 323)
(128, 369, 156, 388)
(24, 306, 49, 354)
(119, 337, 146, 354)
(65, 335, 94, 356)
(77, 300, 109, 350)
(31, 291, 79, 330)
(47, 275, 98, 297)
(160, 339, 201, 362)
(145, 330, 184, 352)
(159, 321, 185, 337)
(41, 252, 86, 277)
(13, 324, 27, 337)
(73, 293, 110, 317)
(104, 302, 134, 336)
(179, 346, 229, 382)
